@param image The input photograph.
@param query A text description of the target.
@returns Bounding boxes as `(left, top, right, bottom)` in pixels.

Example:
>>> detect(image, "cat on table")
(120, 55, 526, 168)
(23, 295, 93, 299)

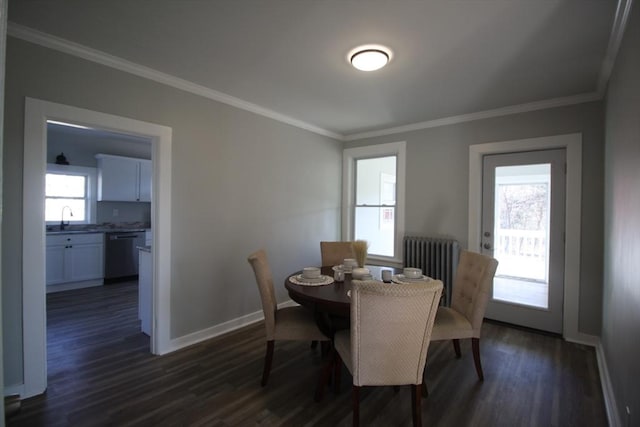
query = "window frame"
(342, 141, 406, 265)
(45, 164, 98, 225)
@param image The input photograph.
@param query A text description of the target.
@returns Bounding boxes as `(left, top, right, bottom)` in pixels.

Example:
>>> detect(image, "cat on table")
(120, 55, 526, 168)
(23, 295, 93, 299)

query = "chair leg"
(311, 340, 318, 349)
(421, 382, 429, 398)
(472, 338, 484, 381)
(452, 339, 461, 358)
(412, 384, 422, 427)
(315, 348, 335, 402)
(352, 385, 360, 427)
(261, 340, 274, 386)
(334, 352, 342, 394)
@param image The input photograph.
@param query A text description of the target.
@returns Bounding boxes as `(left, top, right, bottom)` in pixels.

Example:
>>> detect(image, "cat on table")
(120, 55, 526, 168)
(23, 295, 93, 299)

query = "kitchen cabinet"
(46, 233, 105, 286)
(138, 247, 152, 336)
(96, 154, 152, 202)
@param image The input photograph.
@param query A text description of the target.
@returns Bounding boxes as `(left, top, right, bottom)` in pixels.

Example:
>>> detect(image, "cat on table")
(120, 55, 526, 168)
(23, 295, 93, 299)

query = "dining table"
(284, 265, 401, 336)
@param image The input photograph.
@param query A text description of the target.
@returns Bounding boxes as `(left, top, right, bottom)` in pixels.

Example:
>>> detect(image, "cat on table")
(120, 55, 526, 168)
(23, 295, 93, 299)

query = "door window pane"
(492, 163, 550, 308)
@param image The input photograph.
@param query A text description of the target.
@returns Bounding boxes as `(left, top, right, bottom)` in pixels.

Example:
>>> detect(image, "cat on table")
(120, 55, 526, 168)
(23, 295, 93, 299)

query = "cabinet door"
(67, 243, 104, 282)
(46, 245, 66, 285)
(138, 160, 152, 202)
(98, 156, 139, 201)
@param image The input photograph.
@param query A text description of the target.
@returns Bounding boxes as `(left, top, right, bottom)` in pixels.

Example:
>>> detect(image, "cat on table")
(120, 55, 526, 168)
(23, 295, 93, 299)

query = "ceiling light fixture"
(348, 45, 392, 71)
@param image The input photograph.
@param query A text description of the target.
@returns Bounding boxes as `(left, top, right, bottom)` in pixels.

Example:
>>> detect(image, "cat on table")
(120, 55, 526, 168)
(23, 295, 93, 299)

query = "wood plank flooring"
(8, 282, 607, 426)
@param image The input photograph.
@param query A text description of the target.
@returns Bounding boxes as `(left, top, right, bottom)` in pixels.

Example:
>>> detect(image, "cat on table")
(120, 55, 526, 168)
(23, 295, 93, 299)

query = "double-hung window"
(343, 141, 406, 263)
(45, 164, 97, 225)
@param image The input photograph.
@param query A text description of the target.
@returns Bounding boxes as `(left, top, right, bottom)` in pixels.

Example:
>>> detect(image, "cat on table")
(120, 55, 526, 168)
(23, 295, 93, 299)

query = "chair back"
(247, 250, 277, 340)
(350, 280, 443, 386)
(320, 241, 355, 267)
(450, 250, 499, 334)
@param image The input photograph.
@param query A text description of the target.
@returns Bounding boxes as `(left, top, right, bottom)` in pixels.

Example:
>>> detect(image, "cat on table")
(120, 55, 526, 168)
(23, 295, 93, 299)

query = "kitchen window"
(343, 141, 406, 262)
(45, 164, 97, 224)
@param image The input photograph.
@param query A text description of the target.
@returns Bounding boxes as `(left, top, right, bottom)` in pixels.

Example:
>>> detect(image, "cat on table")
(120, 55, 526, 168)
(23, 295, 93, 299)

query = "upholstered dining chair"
(320, 241, 354, 267)
(247, 249, 329, 386)
(430, 250, 498, 381)
(333, 279, 443, 426)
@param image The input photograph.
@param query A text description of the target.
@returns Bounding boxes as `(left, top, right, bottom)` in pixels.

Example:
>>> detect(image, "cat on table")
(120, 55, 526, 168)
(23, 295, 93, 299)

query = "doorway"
(468, 133, 582, 340)
(22, 98, 173, 398)
(481, 149, 566, 333)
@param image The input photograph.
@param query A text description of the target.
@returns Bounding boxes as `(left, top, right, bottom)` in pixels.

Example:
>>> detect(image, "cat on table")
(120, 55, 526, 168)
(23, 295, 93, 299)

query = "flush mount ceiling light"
(348, 45, 392, 71)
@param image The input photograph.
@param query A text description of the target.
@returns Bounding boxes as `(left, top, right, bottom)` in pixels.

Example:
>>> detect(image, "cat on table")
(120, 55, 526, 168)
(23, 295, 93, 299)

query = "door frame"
(468, 133, 584, 342)
(22, 98, 173, 397)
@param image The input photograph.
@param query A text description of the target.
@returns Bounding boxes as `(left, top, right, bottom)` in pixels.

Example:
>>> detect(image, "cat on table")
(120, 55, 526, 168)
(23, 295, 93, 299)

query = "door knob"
(483, 231, 491, 237)
(483, 243, 492, 250)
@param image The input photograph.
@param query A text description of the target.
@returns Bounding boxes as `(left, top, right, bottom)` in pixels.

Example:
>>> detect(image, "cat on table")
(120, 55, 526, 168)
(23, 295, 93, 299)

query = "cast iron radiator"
(403, 236, 460, 306)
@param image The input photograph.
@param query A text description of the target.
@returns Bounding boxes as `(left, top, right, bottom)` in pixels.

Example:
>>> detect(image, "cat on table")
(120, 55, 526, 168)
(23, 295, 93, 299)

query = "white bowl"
(403, 267, 422, 279)
(302, 267, 321, 279)
(351, 267, 370, 279)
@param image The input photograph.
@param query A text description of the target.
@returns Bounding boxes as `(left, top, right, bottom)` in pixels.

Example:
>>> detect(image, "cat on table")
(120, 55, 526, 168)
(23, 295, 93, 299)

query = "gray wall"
(346, 101, 605, 336)
(2, 37, 342, 387)
(602, 2, 640, 423)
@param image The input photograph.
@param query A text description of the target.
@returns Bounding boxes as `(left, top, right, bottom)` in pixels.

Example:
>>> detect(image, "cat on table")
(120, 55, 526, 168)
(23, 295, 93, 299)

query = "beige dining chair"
(333, 279, 443, 426)
(430, 250, 498, 381)
(320, 241, 354, 267)
(247, 249, 330, 386)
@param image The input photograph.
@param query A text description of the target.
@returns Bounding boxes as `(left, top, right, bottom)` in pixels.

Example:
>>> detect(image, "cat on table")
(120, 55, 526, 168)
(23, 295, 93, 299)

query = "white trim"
(597, 0, 634, 96)
(166, 300, 298, 353)
(468, 133, 582, 341)
(7, 22, 341, 141)
(4, 383, 24, 398)
(342, 141, 406, 263)
(344, 93, 600, 141)
(22, 98, 173, 397)
(595, 339, 623, 427)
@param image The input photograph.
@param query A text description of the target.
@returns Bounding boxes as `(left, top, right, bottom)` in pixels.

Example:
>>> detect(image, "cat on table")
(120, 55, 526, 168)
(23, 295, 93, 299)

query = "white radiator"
(403, 236, 460, 306)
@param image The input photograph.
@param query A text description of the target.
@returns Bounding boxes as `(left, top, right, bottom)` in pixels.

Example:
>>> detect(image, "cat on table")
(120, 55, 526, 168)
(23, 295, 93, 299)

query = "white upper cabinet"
(96, 154, 152, 202)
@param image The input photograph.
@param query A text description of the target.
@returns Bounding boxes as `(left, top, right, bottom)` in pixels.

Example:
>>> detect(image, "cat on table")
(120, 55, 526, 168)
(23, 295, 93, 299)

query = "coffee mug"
(381, 270, 392, 282)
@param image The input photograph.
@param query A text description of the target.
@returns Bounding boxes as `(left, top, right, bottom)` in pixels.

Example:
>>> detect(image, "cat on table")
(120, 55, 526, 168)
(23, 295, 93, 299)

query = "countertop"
(46, 223, 150, 235)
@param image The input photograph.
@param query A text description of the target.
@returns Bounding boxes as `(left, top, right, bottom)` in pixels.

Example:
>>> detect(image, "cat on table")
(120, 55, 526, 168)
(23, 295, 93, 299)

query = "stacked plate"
(392, 267, 431, 284)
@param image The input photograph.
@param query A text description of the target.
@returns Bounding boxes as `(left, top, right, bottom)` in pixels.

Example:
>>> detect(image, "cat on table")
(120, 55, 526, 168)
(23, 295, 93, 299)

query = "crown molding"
(7, 22, 343, 140)
(343, 92, 602, 141)
(597, 0, 634, 96)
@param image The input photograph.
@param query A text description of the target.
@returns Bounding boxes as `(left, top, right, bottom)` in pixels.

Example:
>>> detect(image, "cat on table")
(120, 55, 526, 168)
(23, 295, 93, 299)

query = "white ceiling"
(8, 1, 621, 139)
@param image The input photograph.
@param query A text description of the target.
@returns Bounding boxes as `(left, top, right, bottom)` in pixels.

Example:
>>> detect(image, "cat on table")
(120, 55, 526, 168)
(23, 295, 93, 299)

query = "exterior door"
(481, 149, 566, 333)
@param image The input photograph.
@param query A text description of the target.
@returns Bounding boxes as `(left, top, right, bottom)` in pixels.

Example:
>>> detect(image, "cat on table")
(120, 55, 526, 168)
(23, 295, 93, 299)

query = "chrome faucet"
(60, 206, 73, 230)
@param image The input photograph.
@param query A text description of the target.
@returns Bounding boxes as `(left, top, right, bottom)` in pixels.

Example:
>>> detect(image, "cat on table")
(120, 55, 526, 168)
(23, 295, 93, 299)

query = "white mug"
(381, 270, 392, 282)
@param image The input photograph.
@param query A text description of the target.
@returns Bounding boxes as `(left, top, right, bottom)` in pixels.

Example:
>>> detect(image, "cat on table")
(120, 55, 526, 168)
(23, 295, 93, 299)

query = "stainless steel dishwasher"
(104, 231, 145, 280)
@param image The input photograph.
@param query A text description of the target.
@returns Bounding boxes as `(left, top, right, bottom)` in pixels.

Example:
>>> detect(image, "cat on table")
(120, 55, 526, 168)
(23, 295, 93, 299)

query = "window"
(45, 164, 97, 224)
(343, 141, 406, 262)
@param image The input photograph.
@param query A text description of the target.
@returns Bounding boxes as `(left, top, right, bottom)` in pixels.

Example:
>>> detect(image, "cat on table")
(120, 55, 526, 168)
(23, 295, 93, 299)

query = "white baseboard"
(595, 339, 622, 427)
(166, 299, 299, 353)
(564, 331, 599, 347)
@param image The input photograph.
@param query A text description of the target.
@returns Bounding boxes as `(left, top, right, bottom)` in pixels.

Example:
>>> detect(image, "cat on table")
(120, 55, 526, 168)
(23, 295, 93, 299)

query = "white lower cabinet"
(46, 233, 105, 289)
(138, 248, 152, 336)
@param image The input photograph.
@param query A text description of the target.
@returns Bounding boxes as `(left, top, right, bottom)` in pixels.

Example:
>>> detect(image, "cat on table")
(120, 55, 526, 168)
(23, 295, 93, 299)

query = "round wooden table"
(284, 265, 401, 322)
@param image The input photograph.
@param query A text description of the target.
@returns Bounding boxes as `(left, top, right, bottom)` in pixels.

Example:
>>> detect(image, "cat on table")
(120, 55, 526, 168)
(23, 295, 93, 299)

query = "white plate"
(296, 274, 327, 283)
(391, 274, 431, 284)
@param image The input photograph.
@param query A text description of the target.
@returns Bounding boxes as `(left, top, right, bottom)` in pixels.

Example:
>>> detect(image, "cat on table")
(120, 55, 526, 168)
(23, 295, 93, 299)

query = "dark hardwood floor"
(8, 282, 607, 426)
